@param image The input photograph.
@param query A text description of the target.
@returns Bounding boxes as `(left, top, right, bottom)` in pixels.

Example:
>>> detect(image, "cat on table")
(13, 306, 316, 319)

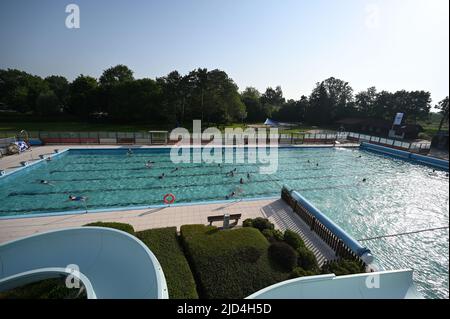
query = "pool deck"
(0, 198, 337, 266)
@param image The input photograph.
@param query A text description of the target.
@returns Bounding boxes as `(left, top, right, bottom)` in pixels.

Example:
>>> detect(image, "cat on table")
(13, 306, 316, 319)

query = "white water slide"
(0, 227, 168, 299)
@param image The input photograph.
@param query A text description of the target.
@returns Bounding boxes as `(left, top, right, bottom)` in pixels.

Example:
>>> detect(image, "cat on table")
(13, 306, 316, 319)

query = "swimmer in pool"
(362, 178, 367, 182)
(145, 161, 153, 168)
(158, 173, 165, 179)
(126, 148, 133, 156)
(68, 195, 87, 201)
(247, 173, 251, 179)
(225, 191, 236, 200)
(46, 157, 52, 162)
(40, 180, 54, 186)
(316, 163, 319, 167)
(171, 167, 179, 173)
(240, 178, 244, 184)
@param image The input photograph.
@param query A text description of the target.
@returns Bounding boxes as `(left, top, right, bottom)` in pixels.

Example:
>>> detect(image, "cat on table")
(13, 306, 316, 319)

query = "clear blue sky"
(0, 0, 448, 105)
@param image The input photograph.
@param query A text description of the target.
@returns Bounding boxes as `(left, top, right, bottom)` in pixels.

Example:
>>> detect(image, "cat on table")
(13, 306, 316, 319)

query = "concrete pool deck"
(0, 198, 337, 266)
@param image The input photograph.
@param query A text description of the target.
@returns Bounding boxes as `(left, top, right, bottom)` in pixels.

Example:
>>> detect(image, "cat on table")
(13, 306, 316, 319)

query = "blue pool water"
(0, 147, 448, 298)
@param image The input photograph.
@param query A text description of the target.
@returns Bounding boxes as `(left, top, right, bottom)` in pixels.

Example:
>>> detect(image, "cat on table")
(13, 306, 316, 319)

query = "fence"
(281, 187, 369, 268)
(0, 130, 432, 153)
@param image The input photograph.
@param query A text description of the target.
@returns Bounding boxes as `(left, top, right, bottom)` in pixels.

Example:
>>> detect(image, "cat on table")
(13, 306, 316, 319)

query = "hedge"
(84, 222, 135, 235)
(268, 242, 298, 271)
(321, 259, 366, 276)
(283, 229, 305, 250)
(180, 224, 290, 299)
(0, 278, 86, 299)
(137, 227, 198, 299)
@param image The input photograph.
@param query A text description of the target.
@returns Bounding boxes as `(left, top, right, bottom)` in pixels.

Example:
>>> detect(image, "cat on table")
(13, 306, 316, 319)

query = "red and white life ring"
(163, 193, 176, 205)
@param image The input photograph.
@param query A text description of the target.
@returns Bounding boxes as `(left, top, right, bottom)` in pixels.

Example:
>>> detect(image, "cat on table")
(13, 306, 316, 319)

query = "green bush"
(234, 246, 262, 263)
(261, 229, 284, 242)
(84, 222, 135, 235)
(268, 242, 298, 272)
(289, 267, 317, 279)
(0, 278, 86, 299)
(180, 224, 290, 299)
(251, 218, 275, 232)
(297, 247, 319, 271)
(321, 259, 366, 276)
(283, 230, 305, 250)
(137, 227, 198, 299)
(242, 218, 254, 228)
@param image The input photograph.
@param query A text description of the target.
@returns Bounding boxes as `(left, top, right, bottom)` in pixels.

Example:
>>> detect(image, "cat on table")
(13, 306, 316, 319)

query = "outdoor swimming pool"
(0, 147, 448, 298)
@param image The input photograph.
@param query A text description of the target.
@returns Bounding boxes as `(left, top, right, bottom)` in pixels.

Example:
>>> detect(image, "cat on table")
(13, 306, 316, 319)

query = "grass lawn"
(137, 227, 198, 299)
(180, 224, 291, 299)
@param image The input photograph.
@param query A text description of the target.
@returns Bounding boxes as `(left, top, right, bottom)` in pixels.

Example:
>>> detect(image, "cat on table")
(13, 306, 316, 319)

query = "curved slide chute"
(0, 227, 168, 299)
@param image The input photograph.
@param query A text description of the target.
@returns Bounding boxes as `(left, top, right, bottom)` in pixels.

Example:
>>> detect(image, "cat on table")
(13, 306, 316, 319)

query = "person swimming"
(46, 157, 52, 162)
(126, 148, 133, 156)
(68, 195, 87, 201)
(247, 173, 251, 179)
(171, 167, 179, 173)
(316, 163, 319, 167)
(145, 161, 154, 168)
(362, 178, 367, 182)
(40, 180, 54, 186)
(158, 173, 165, 179)
(240, 178, 244, 184)
(225, 191, 236, 200)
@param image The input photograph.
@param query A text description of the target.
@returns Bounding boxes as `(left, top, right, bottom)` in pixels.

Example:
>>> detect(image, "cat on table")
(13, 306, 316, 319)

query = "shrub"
(137, 227, 198, 299)
(321, 259, 366, 276)
(84, 222, 135, 235)
(289, 267, 317, 279)
(268, 242, 298, 272)
(261, 229, 284, 242)
(242, 218, 253, 228)
(251, 218, 274, 232)
(283, 230, 305, 250)
(297, 247, 319, 271)
(235, 246, 262, 263)
(180, 224, 290, 299)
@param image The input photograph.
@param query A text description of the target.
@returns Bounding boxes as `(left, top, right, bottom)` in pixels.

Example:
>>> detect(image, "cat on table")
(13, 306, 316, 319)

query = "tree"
(107, 78, 162, 122)
(320, 77, 353, 120)
(355, 87, 377, 117)
(241, 87, 265, 122)
(67, 75, 99, 118)
(45, 76, 69, 109)
(307, 83, 332, 124)
(36, 90, 61, 116)
(0, 69, 48, 113)
(99, 65, 134, 86)
(436, 97, 449, 133)
(273, 97, 308, 123)
(261, 86, 285, 107)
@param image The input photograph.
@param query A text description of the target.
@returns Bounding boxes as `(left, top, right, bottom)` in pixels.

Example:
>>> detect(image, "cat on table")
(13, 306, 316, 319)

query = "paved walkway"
(0, 198, 336, 266)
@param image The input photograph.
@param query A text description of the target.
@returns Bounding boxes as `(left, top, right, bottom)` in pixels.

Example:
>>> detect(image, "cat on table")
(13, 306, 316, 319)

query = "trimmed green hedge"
(180, 225, 290, 299)
(321, 259, 366, 276)
(283, 230, 305, 250)
(268, 242, 297, 271)
(0, 278, 86, 299)
(84, 222, 135, 235)
(137, 227, 198, 299)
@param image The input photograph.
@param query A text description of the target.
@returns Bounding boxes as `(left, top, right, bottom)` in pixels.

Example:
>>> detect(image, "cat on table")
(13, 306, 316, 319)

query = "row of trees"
(0, 65, 446, 126)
